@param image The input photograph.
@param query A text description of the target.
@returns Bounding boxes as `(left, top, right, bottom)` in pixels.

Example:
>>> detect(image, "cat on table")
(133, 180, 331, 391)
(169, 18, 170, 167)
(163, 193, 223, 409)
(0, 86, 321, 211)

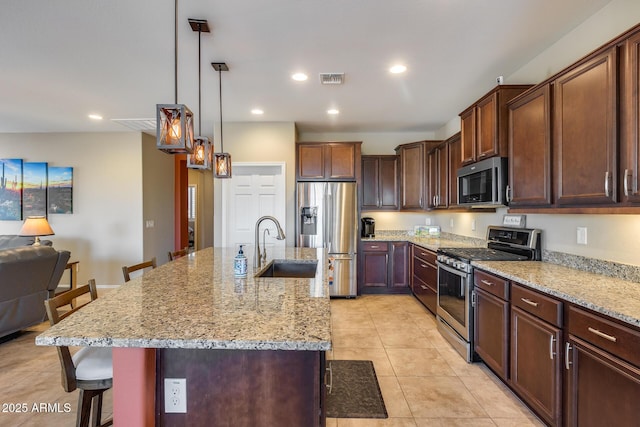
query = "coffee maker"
(361, 217, 375, 238)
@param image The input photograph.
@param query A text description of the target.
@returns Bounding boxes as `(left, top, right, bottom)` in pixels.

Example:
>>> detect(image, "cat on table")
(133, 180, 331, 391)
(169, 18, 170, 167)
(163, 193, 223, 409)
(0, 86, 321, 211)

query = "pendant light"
(212, 62, 232, 178)
(187, 18, 212, 169)
(156, 0, 194, 154)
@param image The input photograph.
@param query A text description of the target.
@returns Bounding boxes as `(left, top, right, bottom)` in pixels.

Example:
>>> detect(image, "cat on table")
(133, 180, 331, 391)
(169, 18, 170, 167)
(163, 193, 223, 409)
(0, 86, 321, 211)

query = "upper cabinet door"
(476, 92, 499, 161)
(508, 85, 553, 207)
(460, 108, 476, 165)
(399, 143, 425, 210)
(296, 142, 361, 181)
(447, 133, 462, 207)
(554, 48, 618, 205)
(297, 144, 325, 179)
(326, 143, 357, 180)
(621, 31, 640, 204)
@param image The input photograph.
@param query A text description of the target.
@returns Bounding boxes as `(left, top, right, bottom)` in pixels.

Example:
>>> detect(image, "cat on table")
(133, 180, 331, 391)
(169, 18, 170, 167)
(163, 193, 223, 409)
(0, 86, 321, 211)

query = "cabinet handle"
(506, 185, 511, 203)
(549, 335, 556, 360)
(325, 362, 333, 394)
(420, 264, 428, 268)
(480, 279, 495, 287)
(420, 285, 427, 290)
(420, 252, 428, 257)
(624, 169, 630, 196)
(520, 297, 539, 307)
(588, 327, 617, 342)
(604, 171, 610, 197)
(565, 342, 572, 370)
(370, 245, 379, 249)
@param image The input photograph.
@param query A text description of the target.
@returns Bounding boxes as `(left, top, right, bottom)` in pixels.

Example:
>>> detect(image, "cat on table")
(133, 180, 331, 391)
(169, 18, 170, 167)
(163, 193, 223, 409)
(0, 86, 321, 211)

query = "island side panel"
(113, 348, 156, 426)
(156, 349, 325, 427)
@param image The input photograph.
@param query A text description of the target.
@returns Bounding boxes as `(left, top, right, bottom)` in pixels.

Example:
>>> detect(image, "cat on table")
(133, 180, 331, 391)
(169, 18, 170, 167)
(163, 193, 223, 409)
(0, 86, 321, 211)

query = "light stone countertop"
(35, 247, 331, 351)
(472, 261, 640, 328)
(362, 232, 484, 252)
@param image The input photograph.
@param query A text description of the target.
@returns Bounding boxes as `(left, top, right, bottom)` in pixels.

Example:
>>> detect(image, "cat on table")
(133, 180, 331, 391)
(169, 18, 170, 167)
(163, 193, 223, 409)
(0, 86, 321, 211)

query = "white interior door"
(222, 163, 286, 258)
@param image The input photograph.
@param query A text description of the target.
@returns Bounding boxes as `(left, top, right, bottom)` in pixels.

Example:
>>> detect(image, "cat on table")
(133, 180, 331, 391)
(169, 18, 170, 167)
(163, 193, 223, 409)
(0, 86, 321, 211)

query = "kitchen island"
(36, 247, 331, 426)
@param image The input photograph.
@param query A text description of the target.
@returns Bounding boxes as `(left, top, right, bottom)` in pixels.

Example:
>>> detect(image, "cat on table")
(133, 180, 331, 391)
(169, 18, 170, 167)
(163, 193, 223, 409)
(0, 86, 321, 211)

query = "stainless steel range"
(436, 226, 541, 362)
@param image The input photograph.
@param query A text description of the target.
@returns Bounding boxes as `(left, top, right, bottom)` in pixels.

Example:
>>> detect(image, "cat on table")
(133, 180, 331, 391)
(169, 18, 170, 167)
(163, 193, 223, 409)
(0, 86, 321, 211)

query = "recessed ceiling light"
(327, 109, 339, 115)
(88, 114, 103, 120)
(292, 72, 308, 81)
(389, 64, 407, 74)
(251, 108, 264, 115)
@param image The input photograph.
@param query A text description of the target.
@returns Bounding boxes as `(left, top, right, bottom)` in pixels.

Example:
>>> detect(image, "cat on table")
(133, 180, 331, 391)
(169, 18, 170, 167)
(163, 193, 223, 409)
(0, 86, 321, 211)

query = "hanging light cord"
(218, 68, 224, 152)
(197, 27, 202, 135)
(174, 0, 178, 104)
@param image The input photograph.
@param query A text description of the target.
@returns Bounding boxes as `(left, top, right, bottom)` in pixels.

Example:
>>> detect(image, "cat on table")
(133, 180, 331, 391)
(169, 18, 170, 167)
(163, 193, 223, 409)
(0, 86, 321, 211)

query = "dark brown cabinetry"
(565, 305, 640, 426)
(359, 241, 409, 294)
(296, 142, 361, 181)
(508, 84, 553, 207)
(460, 85, 532, 166)
(397, 142, 425, 210)
(427, 144, 449, 209)
(447, 133, 462, 207)
(554, 48, 618, 206)
(361, 155, 399, 210)
(621, 31, 640, 204)
(510, 284, 563, 426)
(473, 270, 510, 381)
(410, 245, 437, 314)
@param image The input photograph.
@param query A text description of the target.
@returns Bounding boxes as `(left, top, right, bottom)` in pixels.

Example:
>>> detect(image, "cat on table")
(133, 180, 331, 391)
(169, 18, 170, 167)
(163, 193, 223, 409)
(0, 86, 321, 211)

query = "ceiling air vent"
(111, 118, 157, 132)
(319, 73, 345, 85)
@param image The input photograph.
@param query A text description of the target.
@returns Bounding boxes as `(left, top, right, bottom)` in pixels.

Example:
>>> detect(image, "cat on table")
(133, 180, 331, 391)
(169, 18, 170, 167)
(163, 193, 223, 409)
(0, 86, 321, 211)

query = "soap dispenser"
(234, 245, 247, 278)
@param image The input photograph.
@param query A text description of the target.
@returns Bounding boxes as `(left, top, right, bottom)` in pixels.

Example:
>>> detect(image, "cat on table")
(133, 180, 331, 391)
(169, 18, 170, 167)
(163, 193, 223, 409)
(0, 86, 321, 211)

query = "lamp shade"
(19, 216, 54, 237)
(156, 104, 195, 154)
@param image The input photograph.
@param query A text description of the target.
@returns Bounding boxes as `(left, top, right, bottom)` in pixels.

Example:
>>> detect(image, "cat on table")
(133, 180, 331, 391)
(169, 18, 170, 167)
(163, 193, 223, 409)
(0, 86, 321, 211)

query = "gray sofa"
(0, 246, 70, 339)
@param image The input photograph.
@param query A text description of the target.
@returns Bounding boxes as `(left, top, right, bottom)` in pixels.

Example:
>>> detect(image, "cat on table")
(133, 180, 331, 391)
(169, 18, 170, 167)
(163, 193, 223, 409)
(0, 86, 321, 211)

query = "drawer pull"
(325, 362, 333, 394)
(420, 263, 428, 268)
(420, 285, 427, 290)
(588, 327, 617, 343)
(549, 335, 556, 360)
(565, 342, 572, 370)
(370, 245, 379, 249)
(420, 252, 428, 257)
(480, 279, 495, 286)
(521, 297, 539, 307)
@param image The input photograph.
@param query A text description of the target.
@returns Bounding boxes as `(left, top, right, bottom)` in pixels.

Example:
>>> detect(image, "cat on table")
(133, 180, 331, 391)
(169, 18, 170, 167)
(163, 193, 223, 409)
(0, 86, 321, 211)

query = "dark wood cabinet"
(565, 304, 640, 426)
(427, 144, 448, 209)
(296, 142, 361, 181)
(411, 245, 437, 314)
(447, 133, 462, 207)
(508, 84, 553, 207)
(397, 142, 425, 210)
(473, 270, 510, 381)
(510, 283, 563, 427)
(460, 85, 532, 166)
(361, 155, 399, 210)
(621, 31, 640, 204)
(554, 48, 618, 206)
(359, 241, 409, 294)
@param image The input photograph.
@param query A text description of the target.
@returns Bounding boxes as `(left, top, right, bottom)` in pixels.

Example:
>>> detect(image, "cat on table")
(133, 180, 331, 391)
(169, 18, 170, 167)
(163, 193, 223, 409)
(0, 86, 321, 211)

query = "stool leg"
(91, 392, 103, 427)
(77, 389, 93, 427)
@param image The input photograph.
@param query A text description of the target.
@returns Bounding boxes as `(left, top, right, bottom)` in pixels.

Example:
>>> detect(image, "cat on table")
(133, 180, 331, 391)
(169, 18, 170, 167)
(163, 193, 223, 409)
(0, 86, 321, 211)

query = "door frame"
(220, 162, 287, 248)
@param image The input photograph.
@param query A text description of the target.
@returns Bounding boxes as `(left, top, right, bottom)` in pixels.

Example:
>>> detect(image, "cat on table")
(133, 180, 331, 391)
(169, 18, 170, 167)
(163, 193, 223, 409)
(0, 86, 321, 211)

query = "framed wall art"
(0, 159, 23, 220)
(23, 162, 48, 217)
(48, 166, 73, 214)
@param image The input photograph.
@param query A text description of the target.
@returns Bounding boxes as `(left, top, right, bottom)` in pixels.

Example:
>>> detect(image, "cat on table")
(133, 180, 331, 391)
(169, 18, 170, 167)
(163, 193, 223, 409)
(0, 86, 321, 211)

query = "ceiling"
(1, 0, 612, 137)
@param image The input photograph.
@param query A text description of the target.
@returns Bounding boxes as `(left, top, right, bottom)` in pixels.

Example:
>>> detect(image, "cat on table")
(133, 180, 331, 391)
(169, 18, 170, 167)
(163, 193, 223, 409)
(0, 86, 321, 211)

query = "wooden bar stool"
(168, 247, 189, 261)
(44, 279, 113, 427)
(121, 257, 157, 282)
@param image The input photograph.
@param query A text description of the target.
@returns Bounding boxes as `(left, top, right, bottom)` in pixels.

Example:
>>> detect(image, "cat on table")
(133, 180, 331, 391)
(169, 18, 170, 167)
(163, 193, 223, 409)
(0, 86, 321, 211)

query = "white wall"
(0, 132, 149, 285)
(213, 122, 297, 247)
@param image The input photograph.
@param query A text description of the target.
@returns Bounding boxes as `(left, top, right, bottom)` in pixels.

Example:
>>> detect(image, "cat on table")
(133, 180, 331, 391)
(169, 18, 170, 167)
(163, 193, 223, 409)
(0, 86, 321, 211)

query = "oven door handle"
(437, 262, 468, 278)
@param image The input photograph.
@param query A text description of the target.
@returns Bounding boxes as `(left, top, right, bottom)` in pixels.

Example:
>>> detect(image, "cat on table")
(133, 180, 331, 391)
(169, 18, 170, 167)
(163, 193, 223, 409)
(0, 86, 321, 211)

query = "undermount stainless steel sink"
(256, 260, 318, 278)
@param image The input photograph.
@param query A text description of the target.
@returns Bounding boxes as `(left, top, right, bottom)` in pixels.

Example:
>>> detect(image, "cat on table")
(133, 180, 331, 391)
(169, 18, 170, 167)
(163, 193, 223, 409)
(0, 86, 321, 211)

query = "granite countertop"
(36, 247, 331, 351)
(361, 231, 485, 252)
(472, 260, 640, 328)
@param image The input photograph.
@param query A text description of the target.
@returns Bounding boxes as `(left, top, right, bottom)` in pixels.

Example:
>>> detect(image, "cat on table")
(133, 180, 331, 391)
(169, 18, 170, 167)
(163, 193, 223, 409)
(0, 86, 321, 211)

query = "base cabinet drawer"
(412, 275, 436, 314)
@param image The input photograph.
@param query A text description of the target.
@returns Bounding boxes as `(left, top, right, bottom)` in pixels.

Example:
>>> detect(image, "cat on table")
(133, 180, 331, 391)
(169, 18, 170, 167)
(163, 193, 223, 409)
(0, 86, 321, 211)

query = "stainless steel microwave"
(457, 157, 508, 206)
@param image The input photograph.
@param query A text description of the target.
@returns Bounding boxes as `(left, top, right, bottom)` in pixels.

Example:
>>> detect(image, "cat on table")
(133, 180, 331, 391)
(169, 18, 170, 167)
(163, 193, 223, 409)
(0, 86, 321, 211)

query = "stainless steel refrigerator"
(296, 182, 358, 297)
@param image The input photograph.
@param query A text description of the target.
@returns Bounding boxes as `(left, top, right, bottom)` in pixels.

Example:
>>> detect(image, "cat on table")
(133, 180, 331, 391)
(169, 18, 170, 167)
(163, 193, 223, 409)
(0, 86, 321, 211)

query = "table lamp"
(19, 216, 54, 246)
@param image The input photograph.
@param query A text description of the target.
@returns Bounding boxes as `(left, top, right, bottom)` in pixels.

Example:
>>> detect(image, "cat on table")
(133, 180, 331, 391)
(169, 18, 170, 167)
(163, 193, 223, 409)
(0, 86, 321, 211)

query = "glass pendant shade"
(214, 153, 232, 178)
(156, 104, 195, 153)
(188, 137, 212, 169)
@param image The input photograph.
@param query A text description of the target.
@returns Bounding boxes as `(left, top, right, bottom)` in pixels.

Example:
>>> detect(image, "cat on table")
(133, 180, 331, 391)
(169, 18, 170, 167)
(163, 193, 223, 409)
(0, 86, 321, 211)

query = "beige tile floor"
(327, 295, 544, 427)
(0, 294, 542, 426)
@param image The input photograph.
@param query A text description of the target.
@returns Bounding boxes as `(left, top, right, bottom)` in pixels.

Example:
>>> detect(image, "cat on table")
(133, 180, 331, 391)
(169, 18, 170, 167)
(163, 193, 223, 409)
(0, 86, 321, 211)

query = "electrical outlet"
(145, 220, 155, 228)
(449, 218, 454, 229)
(577, 227, 588, 245)
(425, 217, 431, 226)
(471, 219, 476, 231)
(164, 378, 187, 413)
